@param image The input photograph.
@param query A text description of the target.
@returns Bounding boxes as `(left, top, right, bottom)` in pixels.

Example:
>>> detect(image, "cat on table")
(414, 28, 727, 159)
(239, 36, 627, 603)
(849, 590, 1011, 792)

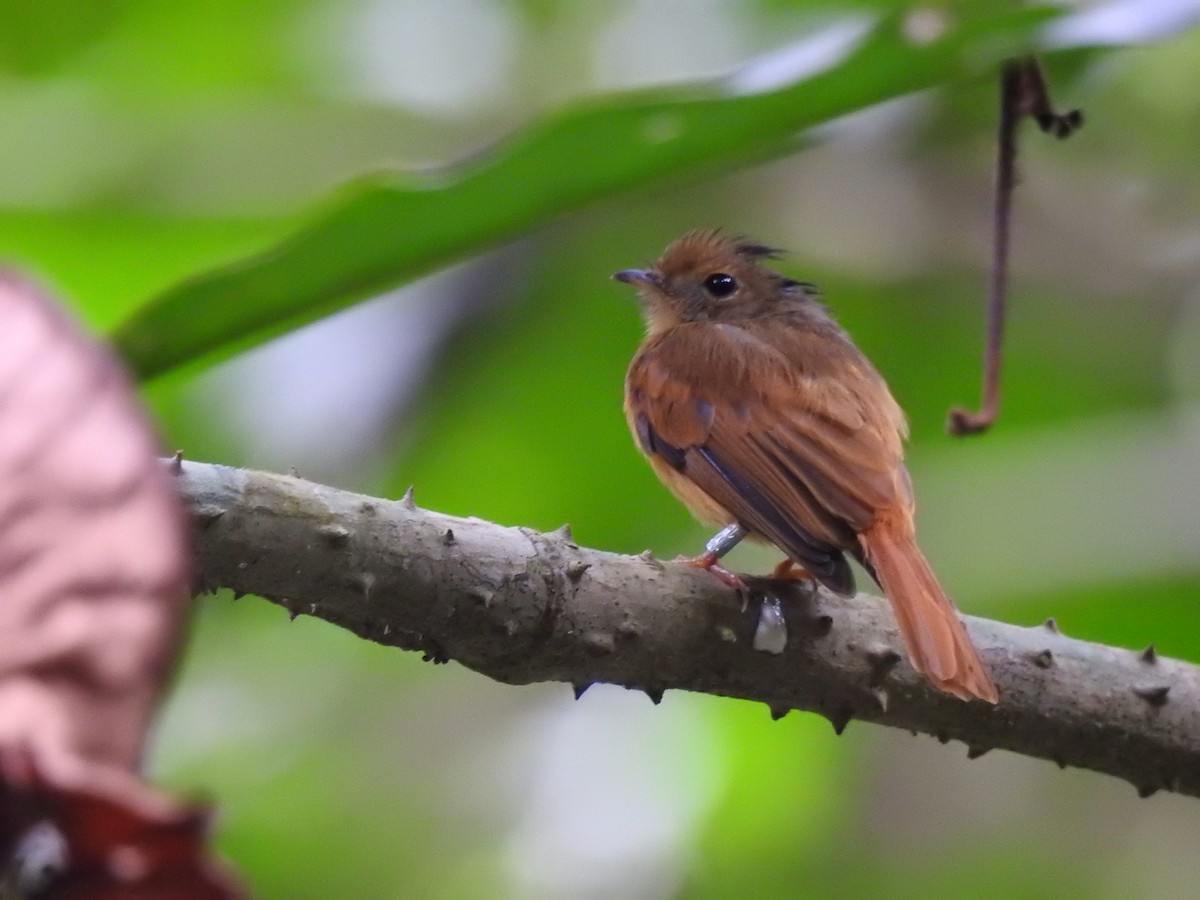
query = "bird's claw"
(679, 552, 747, 594)
(771, 558, 814, 582)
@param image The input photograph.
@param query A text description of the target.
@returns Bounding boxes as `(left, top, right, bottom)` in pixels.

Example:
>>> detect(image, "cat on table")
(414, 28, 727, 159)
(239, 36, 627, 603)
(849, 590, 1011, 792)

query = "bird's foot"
(680, 552, 747, 593)
(771, 558, 814, 582)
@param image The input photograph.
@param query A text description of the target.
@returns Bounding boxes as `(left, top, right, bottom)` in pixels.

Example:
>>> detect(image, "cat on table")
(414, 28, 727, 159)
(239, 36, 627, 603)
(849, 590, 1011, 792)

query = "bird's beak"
(613, 268, 656, 286)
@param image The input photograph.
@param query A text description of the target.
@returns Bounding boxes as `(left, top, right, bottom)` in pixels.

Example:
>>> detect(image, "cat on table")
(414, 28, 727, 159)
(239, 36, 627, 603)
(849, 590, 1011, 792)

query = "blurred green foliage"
(112, 6, 1050, 379)
(4, 1, 1200, 898)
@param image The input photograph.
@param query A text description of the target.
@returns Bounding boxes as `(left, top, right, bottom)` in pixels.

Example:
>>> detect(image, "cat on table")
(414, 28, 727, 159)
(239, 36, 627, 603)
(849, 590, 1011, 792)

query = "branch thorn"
(826, 704, 853, 736)
(318, 523, 350, 547)
(865, 646, 902, 687)
(582, 632, 614, 655)
(637, 549, 664, 570)
(1133, 685, 1170, 708)
(1030, 649, 1054, 669)
(547, 523, 576, 547)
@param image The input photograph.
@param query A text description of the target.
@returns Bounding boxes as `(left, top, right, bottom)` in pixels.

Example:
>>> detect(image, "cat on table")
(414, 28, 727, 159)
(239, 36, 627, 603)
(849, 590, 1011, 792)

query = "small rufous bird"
(615, 230, 998, 703)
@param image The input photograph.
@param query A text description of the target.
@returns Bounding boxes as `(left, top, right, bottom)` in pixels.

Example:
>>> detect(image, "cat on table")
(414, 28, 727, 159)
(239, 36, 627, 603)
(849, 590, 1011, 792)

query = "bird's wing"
(626, 322, 909, 595)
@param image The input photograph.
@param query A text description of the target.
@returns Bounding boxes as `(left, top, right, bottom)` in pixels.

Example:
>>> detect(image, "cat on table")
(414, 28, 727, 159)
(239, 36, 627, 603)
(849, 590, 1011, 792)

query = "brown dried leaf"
(0, 747, 243, 898)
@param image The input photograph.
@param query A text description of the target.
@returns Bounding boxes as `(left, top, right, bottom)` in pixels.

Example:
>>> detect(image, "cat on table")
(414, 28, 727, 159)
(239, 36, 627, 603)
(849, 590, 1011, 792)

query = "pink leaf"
(0, 274, 243, 897)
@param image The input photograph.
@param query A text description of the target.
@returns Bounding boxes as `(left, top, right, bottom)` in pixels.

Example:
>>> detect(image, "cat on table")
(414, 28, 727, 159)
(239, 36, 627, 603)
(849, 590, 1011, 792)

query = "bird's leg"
(684, 523, 747, 591)
(771, 558, 814, 582)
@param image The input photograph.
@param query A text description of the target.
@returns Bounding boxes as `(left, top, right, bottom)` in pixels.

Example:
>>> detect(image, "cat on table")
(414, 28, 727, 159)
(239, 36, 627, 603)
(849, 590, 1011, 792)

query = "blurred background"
(4, 0, 1200, 897)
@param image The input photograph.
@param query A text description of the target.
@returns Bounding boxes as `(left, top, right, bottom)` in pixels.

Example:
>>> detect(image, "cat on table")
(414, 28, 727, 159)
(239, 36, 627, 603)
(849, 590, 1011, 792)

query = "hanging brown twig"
(948, 58, 1082, 436)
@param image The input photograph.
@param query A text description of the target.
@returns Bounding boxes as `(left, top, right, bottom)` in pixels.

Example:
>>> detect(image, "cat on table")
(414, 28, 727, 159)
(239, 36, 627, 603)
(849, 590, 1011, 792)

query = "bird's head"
(613, 230, 815, 331)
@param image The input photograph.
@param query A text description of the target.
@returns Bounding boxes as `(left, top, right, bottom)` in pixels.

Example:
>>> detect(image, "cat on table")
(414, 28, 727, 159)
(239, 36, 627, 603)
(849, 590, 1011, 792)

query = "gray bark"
(176, 459, 1200, 800)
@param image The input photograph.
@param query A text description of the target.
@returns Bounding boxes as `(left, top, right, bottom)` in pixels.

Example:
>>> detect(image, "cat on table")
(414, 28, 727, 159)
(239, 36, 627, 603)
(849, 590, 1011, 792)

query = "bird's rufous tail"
(860, 514, 998, 703)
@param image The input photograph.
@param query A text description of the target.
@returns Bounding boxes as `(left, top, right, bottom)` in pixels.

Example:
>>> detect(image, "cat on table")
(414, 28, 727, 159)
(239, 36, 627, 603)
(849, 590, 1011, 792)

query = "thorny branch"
(948, 58, 1083, 436)
(179, 460, 1200, 801)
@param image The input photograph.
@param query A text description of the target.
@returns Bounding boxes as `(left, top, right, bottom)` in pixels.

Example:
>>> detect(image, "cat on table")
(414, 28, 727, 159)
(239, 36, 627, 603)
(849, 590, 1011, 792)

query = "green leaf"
(114, 7, 1054, 380)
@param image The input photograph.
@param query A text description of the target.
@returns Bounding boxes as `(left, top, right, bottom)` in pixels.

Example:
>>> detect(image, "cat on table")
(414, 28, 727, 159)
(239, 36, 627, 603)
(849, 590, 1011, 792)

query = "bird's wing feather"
(626, 321, 910, 595)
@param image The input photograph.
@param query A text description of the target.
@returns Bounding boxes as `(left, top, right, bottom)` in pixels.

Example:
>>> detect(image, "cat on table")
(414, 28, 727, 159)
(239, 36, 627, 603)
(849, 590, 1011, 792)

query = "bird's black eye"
(702, 273, 737, 298)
